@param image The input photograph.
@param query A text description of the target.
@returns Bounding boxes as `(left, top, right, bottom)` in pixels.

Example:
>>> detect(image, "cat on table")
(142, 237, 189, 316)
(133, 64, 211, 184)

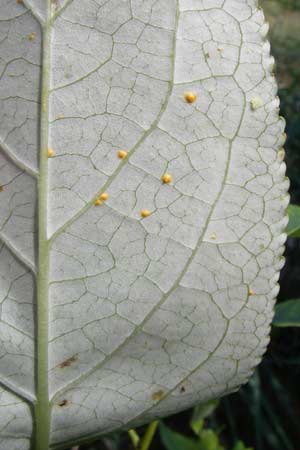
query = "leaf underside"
(0, 0, 289, 449)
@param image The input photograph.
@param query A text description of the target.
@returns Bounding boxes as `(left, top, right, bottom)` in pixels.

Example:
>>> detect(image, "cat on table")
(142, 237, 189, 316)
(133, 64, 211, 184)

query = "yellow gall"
(248, 289, 255, 297)
(162, 173, 172, 184)
(99, 192, 109, 201)
(250, 97, 263, 111)
(184, 91, 197, 104)
(118, 150, 128, 159)
(47, 148, 55, 158)
(282, 132, 287, 145)
(152, 390, 164, 401)
(278, 149, 285, 161)
(28, 32, 36, 41)
(210, 232, 217, 240)
(95, 199, 103, 206)
(141, 209, 151, 218)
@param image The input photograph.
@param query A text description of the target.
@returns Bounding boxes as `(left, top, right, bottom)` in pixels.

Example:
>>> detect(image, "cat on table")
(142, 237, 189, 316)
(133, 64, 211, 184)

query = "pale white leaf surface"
(0, 0, 289, 449)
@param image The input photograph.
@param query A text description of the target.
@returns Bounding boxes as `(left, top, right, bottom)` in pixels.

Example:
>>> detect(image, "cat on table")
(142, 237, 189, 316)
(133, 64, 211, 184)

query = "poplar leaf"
(0, 0, 288, 448)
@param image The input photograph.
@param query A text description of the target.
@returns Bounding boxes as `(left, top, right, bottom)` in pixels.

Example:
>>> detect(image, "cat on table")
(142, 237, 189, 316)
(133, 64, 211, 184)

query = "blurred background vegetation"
(72, 1, 300, 449)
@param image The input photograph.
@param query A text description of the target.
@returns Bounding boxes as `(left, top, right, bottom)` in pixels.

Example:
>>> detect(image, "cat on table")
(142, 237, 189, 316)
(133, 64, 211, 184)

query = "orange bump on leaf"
(47, 148, 55, 158)
(141, 209, 151, 218)
(184, 91, 197, 104)
(162, 173, 172, 184)
(99, 192, 109, 201)
(118, 150, 128, 159)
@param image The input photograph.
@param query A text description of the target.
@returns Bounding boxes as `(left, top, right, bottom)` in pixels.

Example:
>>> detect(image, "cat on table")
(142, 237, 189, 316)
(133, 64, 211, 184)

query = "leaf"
(160, 423, 225, 450)
(232, 442, 253, 450)
(273, 299, 300, 327)
(191, 400, 219, 435)
(160, 423, 200, 450)
(0, 1, 288, 449)
(198, 429, 224, 450)
(286, 205, 300, 237)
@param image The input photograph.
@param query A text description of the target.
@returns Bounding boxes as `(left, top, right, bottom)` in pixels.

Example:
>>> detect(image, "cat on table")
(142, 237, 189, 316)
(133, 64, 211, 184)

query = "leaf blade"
(0, 0, 289, 448)
(286, 205, 300, 237)
(160, 423, 200, 450)
(273, 299, 300, 327)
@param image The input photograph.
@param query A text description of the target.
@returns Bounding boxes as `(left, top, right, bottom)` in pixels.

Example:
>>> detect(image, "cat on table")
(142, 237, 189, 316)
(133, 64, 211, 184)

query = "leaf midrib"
(35, 2, 52, 449)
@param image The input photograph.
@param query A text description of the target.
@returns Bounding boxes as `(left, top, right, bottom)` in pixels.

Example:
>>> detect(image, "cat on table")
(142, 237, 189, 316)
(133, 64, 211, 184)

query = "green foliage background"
(73, 2, 300, 449)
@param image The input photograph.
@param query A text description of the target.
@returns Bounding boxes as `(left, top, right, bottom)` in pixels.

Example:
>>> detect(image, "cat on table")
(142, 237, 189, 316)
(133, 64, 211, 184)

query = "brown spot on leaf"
(28, 32, 36, 41)
(58, 354, 78, 369)
(152, 390, 164, 401)
(58, 399, 69, 407)
(180, 386, 186, 393)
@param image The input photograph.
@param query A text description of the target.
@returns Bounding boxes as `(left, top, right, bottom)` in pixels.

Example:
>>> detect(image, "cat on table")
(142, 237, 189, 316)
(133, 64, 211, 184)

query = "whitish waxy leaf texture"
(0, 0, 289, 449)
